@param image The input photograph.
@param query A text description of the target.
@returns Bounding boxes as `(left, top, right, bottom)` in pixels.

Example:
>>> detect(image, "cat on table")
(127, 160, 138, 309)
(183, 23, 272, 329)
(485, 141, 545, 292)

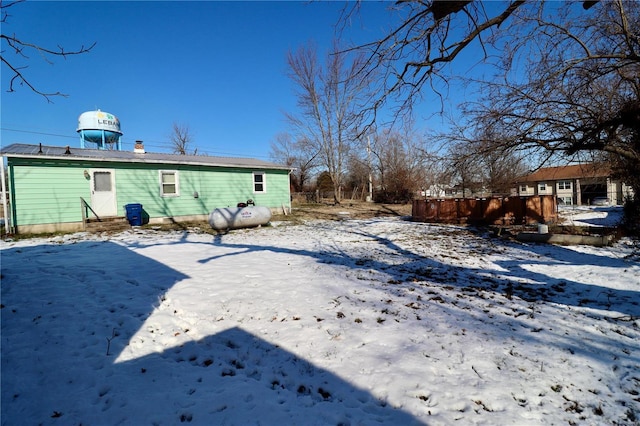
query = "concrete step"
(85, 216, 131, 233)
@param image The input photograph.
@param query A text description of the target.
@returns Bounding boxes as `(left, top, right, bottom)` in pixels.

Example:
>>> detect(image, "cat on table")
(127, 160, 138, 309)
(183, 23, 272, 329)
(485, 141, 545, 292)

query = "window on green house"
(253, 172, 266, 193)
(160, 170, 179, 197)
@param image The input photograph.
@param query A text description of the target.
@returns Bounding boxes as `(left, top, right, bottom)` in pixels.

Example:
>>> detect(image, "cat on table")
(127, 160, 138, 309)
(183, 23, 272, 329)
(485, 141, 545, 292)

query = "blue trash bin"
(124, 203, 143, 226)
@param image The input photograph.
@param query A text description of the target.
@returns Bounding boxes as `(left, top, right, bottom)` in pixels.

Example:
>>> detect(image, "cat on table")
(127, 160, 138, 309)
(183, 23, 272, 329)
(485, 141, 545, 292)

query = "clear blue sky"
(1, 1, 403, 160)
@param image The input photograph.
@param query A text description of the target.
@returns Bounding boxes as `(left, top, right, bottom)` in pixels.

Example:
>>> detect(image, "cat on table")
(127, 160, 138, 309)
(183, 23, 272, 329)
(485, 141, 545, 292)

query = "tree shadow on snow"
(194, 220, 639, 371)
(0, 241, 188, 359)
(112, 326, 423, 425)
(198, 221, 639, 319)
(368, 224, 639, 318)
(0, 240, 423, 425)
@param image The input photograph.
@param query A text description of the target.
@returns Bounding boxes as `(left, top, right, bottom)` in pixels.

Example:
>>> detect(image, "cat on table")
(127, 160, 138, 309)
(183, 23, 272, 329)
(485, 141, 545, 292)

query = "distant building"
(515, 163, 633, 206)
(418, 184, 450, 198)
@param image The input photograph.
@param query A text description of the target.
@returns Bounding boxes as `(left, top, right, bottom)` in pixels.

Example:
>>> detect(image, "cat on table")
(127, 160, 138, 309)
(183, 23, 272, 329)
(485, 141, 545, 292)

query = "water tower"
(77, 110, 122, 150)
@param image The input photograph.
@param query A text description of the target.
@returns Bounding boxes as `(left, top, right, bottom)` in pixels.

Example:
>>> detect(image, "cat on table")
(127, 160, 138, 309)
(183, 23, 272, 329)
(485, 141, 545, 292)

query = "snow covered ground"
(1, 208, 639, 425)
(557, 205, 624, 228)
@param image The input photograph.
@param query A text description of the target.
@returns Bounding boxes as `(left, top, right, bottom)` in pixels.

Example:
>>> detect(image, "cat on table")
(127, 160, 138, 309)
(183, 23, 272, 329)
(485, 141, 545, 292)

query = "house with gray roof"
(1, 143, 291, 233)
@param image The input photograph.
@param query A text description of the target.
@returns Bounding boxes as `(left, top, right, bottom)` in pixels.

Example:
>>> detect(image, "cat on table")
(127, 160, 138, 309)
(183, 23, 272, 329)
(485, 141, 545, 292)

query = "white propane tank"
(209, 206, 272, 231)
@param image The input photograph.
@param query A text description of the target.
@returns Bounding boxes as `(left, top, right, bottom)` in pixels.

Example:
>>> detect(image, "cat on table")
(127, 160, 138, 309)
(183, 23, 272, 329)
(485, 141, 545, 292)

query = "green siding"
(115, 164, 290, 218)
(7, 158, 290, 227)
(9, 161, 92, 225)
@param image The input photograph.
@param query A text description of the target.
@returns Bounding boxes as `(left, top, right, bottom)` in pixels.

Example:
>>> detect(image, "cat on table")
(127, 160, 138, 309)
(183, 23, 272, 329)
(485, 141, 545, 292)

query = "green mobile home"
(1, 143, 292, 234)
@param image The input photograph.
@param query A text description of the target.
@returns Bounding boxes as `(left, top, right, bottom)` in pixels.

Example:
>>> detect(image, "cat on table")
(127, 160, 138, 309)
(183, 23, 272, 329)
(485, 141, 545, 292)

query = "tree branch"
(1, 2, 96, 101)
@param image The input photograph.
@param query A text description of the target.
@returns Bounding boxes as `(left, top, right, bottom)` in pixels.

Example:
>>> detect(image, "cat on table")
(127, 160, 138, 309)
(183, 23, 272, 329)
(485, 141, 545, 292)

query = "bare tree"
(344, 152, 371, 200)
(480, 146, 528, 196)
(445, 142, 484, 198)
(420, 153, 451, 198)
(170, 122, 197, 155)
(269, 132, 319, 192)
(346, 0, 639, 225)
(346, 1, 637, 168)
(369, 126, 429, 203)
(462, 0, 639, 169)
(442, 125, 530, 196)
(465, 0, 640, 227)
(343, 0, 528, 124)
(1, 0, 96, 102)
(286, 41, 373, 204)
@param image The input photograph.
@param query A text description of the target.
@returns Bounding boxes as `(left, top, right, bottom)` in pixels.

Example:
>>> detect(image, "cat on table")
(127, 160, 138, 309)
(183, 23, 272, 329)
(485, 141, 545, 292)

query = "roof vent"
(134, 141, 145, 154)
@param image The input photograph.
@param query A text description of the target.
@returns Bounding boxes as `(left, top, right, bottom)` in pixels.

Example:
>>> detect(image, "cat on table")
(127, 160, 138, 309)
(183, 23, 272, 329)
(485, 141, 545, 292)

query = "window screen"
(160, 171, 179, 196)
(94, 171, 112, 192)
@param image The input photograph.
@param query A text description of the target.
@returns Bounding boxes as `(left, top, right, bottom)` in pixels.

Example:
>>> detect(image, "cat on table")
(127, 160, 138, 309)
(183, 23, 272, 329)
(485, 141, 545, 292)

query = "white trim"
(253, 171, 266, 193)
(159, 170, 180, 197)
(1, 156, 11, 234)
(557, 180, 572, 190)
(90, 168, 118, 216)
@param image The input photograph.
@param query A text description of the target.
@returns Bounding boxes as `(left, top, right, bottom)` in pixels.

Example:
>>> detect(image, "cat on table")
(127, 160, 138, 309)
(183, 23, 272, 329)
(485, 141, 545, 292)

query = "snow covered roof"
(0, 143, 290, 171)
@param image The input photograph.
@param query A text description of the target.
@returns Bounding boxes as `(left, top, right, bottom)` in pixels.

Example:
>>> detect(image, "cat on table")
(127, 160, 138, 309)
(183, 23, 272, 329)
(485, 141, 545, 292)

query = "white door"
(90, 169, 117, 216)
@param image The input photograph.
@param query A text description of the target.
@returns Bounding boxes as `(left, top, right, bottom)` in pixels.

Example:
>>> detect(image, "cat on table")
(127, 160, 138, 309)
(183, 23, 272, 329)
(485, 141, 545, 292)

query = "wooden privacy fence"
(412, 195, 557, 225)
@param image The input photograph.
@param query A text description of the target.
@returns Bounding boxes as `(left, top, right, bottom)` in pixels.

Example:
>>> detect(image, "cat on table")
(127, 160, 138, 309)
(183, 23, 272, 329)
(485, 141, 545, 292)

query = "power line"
(2, 127, 167, 147)
(1, 127, 273, 160)
(1, 127, 77, 139)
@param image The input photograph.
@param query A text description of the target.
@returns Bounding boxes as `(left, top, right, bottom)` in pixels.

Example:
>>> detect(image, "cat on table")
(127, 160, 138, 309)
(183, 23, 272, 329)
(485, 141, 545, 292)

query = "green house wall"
(7, 158, 290, 228)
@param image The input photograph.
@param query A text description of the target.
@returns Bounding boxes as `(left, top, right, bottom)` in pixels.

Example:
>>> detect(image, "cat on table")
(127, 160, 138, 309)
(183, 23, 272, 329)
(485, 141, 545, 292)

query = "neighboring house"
(418, 184, 450, 198)
(515, 163, 633, 206)
(1, 143, 292, 234)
